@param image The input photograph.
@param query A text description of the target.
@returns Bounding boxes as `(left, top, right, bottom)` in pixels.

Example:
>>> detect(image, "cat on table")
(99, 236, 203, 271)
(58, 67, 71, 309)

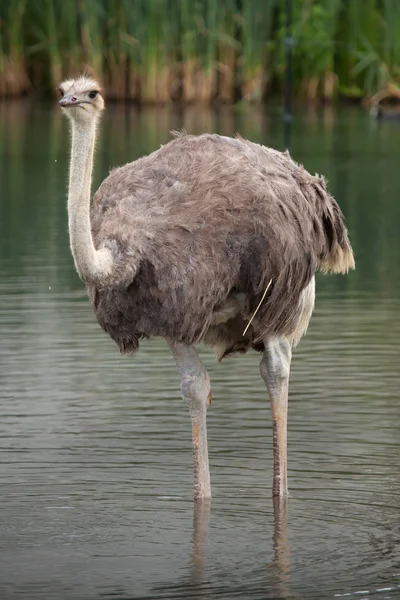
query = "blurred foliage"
(1, 0, 400, 103)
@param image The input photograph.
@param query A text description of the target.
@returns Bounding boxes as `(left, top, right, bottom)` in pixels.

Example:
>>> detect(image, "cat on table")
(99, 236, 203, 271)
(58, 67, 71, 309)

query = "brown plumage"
(89, 132, 354, 359)
(59, 76, 354, 501)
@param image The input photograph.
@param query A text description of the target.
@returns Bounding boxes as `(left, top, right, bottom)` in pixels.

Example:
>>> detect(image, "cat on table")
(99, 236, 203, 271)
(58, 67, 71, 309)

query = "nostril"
(72, 97, 77, 102)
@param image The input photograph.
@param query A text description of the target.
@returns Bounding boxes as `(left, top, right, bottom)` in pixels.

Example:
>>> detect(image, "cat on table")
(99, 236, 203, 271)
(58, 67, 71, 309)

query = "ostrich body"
(59, 77, 354, 500)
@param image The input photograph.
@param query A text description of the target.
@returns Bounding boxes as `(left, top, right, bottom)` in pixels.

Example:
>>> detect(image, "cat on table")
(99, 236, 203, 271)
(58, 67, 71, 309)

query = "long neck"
(67, 118, 113, 285)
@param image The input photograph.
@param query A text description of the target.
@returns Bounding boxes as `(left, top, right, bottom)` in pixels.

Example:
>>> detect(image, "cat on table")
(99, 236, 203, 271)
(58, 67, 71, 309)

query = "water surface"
(0, 102, 400, 599)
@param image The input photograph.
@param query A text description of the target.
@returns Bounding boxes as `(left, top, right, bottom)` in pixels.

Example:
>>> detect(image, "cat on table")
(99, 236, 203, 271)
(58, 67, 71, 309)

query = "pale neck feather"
(67, 118, 113, 285)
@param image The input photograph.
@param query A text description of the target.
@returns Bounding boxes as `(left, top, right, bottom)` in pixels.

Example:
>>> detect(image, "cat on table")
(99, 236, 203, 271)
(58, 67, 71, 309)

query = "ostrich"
(59, 76, 354, 500)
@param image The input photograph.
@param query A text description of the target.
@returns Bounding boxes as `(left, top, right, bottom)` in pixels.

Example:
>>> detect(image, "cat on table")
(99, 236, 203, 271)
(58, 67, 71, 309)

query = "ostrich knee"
(260, 338, 292, 497)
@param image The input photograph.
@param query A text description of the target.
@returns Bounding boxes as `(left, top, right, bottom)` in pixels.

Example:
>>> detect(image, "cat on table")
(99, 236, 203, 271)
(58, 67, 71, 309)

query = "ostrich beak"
(59, 95, 80, 107)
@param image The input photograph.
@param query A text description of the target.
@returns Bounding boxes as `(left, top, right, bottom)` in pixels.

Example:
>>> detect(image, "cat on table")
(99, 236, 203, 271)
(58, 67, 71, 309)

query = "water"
(1, 101, 400, 600)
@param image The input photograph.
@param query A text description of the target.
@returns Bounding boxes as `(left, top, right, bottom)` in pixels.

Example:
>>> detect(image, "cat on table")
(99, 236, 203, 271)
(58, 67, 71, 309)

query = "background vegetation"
(1, 0, 400, 103)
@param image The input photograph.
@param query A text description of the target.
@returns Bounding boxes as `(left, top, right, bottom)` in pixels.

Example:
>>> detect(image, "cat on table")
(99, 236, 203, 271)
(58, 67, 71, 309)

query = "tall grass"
(1, 0, 400, 103)
(0, 0, 29, 96)
(239, 0, 277, 101)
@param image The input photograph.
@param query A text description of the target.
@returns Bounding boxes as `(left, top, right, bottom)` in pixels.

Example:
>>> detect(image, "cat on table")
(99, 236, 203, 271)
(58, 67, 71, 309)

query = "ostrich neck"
(68, 119, 112, 285)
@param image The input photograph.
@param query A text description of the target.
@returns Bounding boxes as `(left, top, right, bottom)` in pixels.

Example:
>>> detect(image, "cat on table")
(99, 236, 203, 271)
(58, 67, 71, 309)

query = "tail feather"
(312, 177, 355, 274)
(319, 243, 355, 274)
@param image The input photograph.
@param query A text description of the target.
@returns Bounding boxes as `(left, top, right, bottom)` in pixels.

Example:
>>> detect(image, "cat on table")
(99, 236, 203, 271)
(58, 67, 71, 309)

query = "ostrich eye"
(88, 91, 98, 99)
(58, 88, 64, 98)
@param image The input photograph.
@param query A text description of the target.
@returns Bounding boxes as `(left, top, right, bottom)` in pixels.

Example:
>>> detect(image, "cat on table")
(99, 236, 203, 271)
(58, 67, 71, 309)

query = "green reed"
(1, 0, 400, 103)
(238, 0, 276, 101)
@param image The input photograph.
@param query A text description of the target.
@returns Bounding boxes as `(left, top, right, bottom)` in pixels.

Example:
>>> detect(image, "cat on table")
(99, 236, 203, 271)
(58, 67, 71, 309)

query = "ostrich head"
(58, 76, 104, 122)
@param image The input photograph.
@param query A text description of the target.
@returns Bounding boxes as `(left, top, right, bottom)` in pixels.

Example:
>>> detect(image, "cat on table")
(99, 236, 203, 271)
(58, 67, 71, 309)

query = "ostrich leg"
(169, 342, 212, 499)
(260, 337, 292, 497)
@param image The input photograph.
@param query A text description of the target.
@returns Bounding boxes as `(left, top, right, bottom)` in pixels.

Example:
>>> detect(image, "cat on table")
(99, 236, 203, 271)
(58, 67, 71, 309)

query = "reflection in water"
(271, 498, 290, 600)
(191, 500, 211, 587)
(0, 101, 400, 599)
(149, 498, 292, 600)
